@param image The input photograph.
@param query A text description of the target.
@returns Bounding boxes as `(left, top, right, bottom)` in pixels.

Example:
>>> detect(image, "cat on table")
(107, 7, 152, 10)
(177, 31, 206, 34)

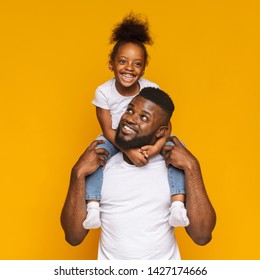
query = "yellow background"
(1, 0, 259, 259)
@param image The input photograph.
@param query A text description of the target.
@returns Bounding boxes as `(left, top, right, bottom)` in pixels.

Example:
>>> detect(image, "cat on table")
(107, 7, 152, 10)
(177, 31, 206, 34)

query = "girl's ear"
(108, 61, 113, 72)
(155, 126, 169, 138)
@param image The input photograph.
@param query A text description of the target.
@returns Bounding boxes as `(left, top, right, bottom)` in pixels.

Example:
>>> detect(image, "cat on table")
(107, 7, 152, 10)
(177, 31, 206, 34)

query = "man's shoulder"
(105, 153, 166, 171)
(105, 152, 124, 168)
(148, 154, 166, 166)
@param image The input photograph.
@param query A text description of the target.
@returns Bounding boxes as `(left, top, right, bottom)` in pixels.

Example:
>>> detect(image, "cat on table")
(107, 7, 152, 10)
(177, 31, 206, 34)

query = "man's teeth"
(124, 125, 135, 132)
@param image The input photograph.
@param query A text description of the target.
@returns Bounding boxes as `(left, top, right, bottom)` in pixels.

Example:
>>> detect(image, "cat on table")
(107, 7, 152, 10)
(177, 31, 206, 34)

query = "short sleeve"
(92, 88, 110, 110)
(138, 78, 160, 90)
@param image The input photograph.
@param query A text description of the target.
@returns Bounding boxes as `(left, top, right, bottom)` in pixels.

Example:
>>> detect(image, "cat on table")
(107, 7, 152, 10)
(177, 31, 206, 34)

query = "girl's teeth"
(123, 74, 133, 78)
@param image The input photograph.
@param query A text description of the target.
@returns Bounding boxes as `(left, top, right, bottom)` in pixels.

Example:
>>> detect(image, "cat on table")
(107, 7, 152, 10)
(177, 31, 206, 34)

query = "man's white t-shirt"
(92, 78, 159, 129)
(98, 153, 181, 260)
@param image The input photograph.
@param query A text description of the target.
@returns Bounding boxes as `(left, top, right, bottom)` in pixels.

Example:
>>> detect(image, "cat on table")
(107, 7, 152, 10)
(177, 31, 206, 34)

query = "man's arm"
(163, 136, 216, 245)
(60, 140, 109, 246)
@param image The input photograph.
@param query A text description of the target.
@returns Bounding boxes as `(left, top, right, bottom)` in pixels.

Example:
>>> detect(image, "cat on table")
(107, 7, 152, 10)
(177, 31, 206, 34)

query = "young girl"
(83, 12, 189, 229)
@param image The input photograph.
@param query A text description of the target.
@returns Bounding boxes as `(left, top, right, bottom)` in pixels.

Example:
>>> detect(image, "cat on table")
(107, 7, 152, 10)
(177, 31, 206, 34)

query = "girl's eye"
(119, 59, 126, 64)
(134, 62, 142, 68)
(126, 108, 133, 114)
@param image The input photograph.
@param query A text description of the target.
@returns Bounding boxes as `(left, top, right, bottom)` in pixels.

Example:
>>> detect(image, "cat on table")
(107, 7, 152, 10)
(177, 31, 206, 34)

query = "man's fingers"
(167, 135, 180, 145)
(163, 152, 170, 167)
(88, 139, 105, 150)
(87, 140, 109, 157)
(162, 145, 173, 157)
(97, 155, 107, 166)
(163, 145, 173, 151)
(95, 147, 109, 158)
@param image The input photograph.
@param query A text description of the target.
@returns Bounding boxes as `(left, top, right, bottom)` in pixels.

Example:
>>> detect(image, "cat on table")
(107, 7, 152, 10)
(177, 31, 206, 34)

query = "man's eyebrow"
(127, 103, 134, 108)
(128, 102, 152, 116)
(141, 109, 152, 116)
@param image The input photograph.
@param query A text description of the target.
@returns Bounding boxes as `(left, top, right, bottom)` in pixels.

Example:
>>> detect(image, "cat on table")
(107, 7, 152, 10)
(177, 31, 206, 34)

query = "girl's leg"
(83, 135, 119, 229)
(166, 139, 190, 227)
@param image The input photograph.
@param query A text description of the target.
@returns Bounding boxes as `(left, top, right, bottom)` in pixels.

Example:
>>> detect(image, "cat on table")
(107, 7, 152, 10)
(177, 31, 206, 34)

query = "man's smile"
(121, 123, 137, 135)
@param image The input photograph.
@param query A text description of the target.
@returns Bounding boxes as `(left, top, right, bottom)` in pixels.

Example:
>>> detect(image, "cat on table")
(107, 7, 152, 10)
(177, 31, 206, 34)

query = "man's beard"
(115, 128, 156, 149)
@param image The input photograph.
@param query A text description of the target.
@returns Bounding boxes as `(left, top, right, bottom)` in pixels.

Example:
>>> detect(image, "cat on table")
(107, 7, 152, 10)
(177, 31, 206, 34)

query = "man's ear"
(155, 126, 169, 138)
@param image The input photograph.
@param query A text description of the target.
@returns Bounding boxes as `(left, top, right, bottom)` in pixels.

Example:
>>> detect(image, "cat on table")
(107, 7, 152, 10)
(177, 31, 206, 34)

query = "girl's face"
(109, 42, 146, 95)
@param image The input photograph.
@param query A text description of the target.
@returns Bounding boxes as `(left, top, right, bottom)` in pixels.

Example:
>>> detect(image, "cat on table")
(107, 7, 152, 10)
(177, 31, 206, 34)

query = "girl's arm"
(96, 107, 148, 166)
(96, 107, 117, 145)
(140, 122, 172, 158)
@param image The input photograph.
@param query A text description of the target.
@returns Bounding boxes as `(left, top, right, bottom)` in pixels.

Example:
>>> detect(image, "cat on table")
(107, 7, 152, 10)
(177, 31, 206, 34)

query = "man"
(61, 87, 216, 259)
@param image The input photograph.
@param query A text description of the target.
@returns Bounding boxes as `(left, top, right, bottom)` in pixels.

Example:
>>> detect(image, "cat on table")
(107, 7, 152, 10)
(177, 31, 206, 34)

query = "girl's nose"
(125, 62, 134, 71)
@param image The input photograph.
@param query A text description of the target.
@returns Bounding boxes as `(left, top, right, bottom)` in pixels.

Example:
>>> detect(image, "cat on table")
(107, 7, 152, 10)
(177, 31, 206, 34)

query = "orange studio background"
(0, 0, 259, 259)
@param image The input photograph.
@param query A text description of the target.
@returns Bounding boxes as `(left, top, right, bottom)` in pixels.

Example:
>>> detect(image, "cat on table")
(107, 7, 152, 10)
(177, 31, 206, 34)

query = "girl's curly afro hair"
(109, 12, 153, 66)
(110, 11, 153, 45)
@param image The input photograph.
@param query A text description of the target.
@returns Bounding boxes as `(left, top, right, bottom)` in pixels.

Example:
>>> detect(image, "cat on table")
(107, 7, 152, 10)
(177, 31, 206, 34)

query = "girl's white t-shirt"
(98, 153, 181, 260)
(92, 78, 159, 129)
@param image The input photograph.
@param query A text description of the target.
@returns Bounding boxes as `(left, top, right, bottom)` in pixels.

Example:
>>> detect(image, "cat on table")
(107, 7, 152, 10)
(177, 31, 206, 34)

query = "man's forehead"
(130, 96, 160, 112)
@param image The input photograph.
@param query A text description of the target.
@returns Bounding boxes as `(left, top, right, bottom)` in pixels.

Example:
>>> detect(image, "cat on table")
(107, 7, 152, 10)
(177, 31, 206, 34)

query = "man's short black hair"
(138, 87, 175, 121)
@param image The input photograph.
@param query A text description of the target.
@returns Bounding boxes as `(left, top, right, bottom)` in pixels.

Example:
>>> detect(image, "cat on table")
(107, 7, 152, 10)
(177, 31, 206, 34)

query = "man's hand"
(162, 136, 197, 171)
(72, 140, 109, 180)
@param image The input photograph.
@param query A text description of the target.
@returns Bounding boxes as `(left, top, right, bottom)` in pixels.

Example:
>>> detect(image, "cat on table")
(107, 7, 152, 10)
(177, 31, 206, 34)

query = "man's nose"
(125, 113, 138, 124)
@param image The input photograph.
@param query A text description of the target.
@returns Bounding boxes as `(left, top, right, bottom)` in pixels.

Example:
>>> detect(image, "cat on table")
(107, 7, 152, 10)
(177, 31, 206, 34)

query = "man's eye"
(141, 115, 148, 121)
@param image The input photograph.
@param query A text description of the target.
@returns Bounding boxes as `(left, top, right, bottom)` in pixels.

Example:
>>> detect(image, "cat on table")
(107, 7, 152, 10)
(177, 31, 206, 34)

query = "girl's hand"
(139, 144, 161, 159)
(125, 148, 149, 167)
